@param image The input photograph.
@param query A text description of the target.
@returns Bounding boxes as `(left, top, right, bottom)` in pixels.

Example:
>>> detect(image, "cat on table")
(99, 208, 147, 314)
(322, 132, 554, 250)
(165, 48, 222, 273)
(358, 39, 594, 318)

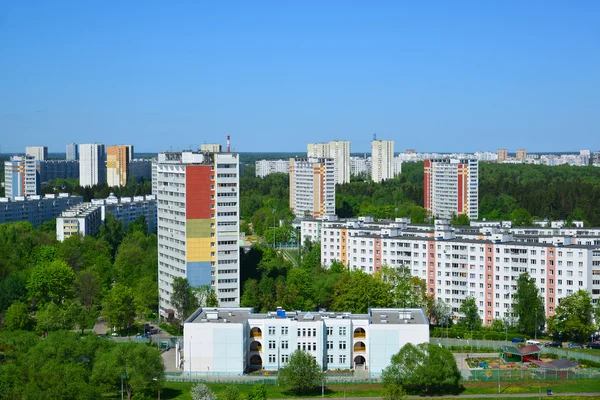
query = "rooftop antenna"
(227, 135, 231, 152)
(373, 133, 377, 141)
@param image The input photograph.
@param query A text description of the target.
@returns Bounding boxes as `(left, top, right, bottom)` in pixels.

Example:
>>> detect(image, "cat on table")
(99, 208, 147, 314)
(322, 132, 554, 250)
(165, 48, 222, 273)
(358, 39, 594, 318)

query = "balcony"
(354, 341, 366, 353)
(250, 327, 262, 338)
(353, 328, 366, 339)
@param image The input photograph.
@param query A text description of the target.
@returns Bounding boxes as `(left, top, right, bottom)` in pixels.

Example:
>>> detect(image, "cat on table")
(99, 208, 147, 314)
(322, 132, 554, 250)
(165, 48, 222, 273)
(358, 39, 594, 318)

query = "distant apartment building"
(4, 155, 40, 198)
(0, 193, 82, 227)
(66, 143, 78, 161)
(130, 159, 152, 182)
(107, 145, 131, 187)
(424, 158, 479, 220)
(516, 149, 527, 160)
(497, 149, 508, 162)
(26, 146, 48, 161)
(92, 193, 157, 233)
(156, 148, 241, 316)
(394, 157, 402, 176)
(56, 203, 103, 241)
(79, 143, 106, 187)
(289, 158, 335, 218)
(255, 159, 290, 178)
(307, 141, 350, 184)
(350, 156, 371, 176)
(39, 160, 79, 183)
(151, 159, 158, 195)
(371, 139, 394, 182)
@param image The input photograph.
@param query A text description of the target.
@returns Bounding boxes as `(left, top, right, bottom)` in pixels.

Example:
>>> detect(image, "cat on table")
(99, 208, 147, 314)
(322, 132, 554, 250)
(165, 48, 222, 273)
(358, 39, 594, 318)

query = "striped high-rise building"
(289, 158, 335, 218)
(424, 158, 479, 220)
(307, 141, 350, 184)
(156, 147, 240, 318)
(4, 155, 40, 198)
(107, 145, 131, 187)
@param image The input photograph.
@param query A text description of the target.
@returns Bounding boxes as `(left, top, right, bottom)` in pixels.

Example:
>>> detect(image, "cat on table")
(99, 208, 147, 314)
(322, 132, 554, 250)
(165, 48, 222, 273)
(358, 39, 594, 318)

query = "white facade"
(307, 141, 351, 184)
(371, 140, 394, 182)
(318, 217, 600, 326)
(183, 307, 429, 375)
(0, 193, 82, 227)
(79, 143, 106, 187)
(350, 156, 371, 176)
(25, 146, 48, 161)
(157, 150, 241, 318)
(255, 159, 290, 178)
(56, 203, 103, 241)
(289, 158, 335, 218)
(66, 143, 78, 161)
(300, 219, 324, 245)
(92, 193, 157, 233)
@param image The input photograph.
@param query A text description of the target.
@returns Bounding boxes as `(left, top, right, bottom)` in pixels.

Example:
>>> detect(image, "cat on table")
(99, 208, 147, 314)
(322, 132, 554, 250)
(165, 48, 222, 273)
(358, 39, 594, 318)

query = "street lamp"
(153, 377, 161, 400)
(272, 209, 276, 248)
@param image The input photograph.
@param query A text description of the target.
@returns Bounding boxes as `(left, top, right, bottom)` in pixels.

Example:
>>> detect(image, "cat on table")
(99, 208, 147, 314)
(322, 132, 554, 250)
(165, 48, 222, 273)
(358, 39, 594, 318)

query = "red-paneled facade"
(186, 165, 214, 218)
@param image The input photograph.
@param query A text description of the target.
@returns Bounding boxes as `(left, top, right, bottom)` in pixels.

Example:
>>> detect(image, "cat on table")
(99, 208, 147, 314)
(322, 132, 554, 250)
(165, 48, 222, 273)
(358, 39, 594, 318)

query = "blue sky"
(0, 1, 598, 153)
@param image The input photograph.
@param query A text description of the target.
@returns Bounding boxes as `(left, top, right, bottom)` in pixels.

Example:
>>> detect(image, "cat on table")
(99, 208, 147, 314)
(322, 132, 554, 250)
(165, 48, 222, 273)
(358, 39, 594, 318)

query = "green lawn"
(145, 379, 600, 400)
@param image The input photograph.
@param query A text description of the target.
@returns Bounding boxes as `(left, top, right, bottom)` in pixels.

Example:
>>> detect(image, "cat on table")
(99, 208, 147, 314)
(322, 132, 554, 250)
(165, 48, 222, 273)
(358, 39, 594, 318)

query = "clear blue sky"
(1, 1, 598, 153)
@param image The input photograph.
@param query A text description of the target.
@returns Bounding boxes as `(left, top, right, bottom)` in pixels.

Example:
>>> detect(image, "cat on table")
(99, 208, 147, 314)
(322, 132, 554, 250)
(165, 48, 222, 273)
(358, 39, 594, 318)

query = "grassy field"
(113, 379, 600, 400)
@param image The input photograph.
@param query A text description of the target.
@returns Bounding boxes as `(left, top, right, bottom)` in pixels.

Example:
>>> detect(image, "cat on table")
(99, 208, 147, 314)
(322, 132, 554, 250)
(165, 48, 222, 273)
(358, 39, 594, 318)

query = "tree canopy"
(278, 350, 323, 395)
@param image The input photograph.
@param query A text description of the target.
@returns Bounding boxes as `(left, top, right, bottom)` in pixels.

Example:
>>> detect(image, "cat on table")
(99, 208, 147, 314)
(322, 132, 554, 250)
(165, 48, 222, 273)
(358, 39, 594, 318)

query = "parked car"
(544, 341, 562, 348)
(586, 342, 600, 349)
(568, 342, 583, 348)
(526, 340, 541, 346)
(512, 338, 525, 343)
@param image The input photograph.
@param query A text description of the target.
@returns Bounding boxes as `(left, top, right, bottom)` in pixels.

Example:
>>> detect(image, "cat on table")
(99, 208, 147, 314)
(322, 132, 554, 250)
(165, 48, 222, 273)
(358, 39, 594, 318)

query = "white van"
(526, 340, 541, 346)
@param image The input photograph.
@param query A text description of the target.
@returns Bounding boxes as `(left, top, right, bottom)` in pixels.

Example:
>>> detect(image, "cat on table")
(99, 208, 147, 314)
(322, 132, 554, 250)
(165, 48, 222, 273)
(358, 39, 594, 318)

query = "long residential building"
(39, 160, 79, 183)
(289, 158, 335, 218)
(92, 193, 157, 233)
(315, 217, 600, 326)
(79, 143, 106, 187)
(156, 148, 241, 318)
(255, 159, 290, 178)
(0, 193, 83, 227)
(4, 155, 40, 198)
(183, 307, 429, 375)
(56, 203, 103, 241)
(371, 139, 394, 182)
(307, 141, 350, 184)
(424, 158, 479, 220)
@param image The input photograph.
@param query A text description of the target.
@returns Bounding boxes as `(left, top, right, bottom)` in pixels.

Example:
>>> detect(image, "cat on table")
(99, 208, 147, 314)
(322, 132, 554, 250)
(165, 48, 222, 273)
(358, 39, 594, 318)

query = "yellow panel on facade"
(186, 237, 213, 262)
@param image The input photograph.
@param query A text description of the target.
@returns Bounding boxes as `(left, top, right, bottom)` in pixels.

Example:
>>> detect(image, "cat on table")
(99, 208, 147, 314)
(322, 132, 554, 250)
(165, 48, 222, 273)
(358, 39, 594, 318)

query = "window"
(339, 327, 346, 336)
(339, 341, 346, 350)
(281, 327, 288, 335)
(327, 327, 333, 335)
(269, 354, 276, 363)
(339, 355, 346, 363)
(269, 340, 276, 349)
(268, 326, 275, 335)
(281, 341, 288, 349)
(327, 355, 333, 363)
(327, 341, 333, 350)
(282, 354, 289, 363)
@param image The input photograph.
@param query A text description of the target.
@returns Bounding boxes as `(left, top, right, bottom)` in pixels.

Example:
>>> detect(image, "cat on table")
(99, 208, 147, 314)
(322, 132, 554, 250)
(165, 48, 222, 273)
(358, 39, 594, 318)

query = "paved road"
(275, 395, 600, 400)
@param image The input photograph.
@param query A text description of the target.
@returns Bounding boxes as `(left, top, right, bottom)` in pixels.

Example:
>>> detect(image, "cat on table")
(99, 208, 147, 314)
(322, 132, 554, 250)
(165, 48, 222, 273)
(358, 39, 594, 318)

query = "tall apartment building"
(156, 148, 241, 318)
(371, 140, 394, 182)
(0, 193, 82, 227)
(39, 160, 79, 183)
(307, 141, 350, 184)
(318, 218, 600, 326)
(424, 159, 479, 220)
(289, 158, 335, 218)
(497, 149, 508, 162)
(107, 145, 131, 187)
(516, 149, 527, 160)
(66, 143, 78, 161)
(79, 144, 106, 187)
(4, 155, 40, 198)
(255, 159, 290, 178)
(26, 146, 48, 161)
(350, 156, 371, 176)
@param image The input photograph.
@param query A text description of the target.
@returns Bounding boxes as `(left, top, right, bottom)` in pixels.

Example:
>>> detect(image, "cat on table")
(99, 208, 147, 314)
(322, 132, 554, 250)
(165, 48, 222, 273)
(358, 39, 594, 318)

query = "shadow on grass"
(281, 387, 335, 397)
(158, 387, 185, 399)
(405, 383, 465, 396)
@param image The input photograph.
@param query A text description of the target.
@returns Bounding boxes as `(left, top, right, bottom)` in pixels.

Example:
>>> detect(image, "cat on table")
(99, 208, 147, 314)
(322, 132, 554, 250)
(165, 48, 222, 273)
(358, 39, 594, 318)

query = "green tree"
(97, 213, 124, 259)
(220, 385, 242, 400)
(382, 383, 406, 400)
(74, 270, 102, 309)
(378, 266, 426, 308)
(0, 273, 27, 313)
(92, 342, 164, 400)
(190, 383, 217, 400)
(194, 285, 219, 307)
(331, 271, 393, 313)
(513, 272, 545, 337)
(429, 298, 451, 327)
(510, 208, 533, 226)
(36, 302, 62, 333)
(459, 296, 481, 331)
(171, 277, 199, 331)
(4, 301, 32, 331)
(102, 284, 136, 335)
(277, 350, 324, 395)
(27, 259, 75, 304)
(491, 319, 505, 332)
(381, 343, 460, 395)
(247, 383, 267, 400)
(450, 214, 471, 226)
(547, 290, 595, 343)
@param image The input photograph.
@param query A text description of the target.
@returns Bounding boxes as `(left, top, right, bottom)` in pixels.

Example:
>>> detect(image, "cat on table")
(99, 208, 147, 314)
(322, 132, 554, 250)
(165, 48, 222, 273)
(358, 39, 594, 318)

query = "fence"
(164, 372, 381, 384)
(465, 367, 600, 381)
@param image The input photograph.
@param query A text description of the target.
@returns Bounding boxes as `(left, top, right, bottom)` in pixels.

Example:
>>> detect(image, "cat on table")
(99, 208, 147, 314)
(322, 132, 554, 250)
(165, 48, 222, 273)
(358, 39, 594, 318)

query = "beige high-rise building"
(306, 140, 350, 184)
(26, 146, 48, 161)
(107, 145, 131, 187)
(497, 149, 508, 162)
(289, 158, 335, 218)
(516, 149, 527, 160)
(371, 139, 394, 182)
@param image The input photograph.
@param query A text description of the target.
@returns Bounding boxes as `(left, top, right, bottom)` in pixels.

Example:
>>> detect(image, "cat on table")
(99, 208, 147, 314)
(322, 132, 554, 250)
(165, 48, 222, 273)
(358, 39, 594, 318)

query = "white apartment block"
(66, 143, 78, 161)
(156, 150, 241, 318)
(79, 143, 106, 187)
(0, 193, 82, 227)
(371, 140, 394, 182)
(255, 159, 290, 178)
(56, 203, 103, 241)
(289, 158, 335, 218)
(183, 307, 429, 375)
(350, 156, 371, 176)
(307, 141, 351, 184)
(92, 193, 157, 233)
(425, 158, 479, 220)
(25, 146, 48, 161)
(317, 218, 600, 326)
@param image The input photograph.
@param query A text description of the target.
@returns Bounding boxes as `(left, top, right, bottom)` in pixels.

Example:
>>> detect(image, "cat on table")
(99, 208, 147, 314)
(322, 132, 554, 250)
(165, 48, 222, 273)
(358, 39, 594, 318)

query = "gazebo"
(500, 344, 541, 363)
